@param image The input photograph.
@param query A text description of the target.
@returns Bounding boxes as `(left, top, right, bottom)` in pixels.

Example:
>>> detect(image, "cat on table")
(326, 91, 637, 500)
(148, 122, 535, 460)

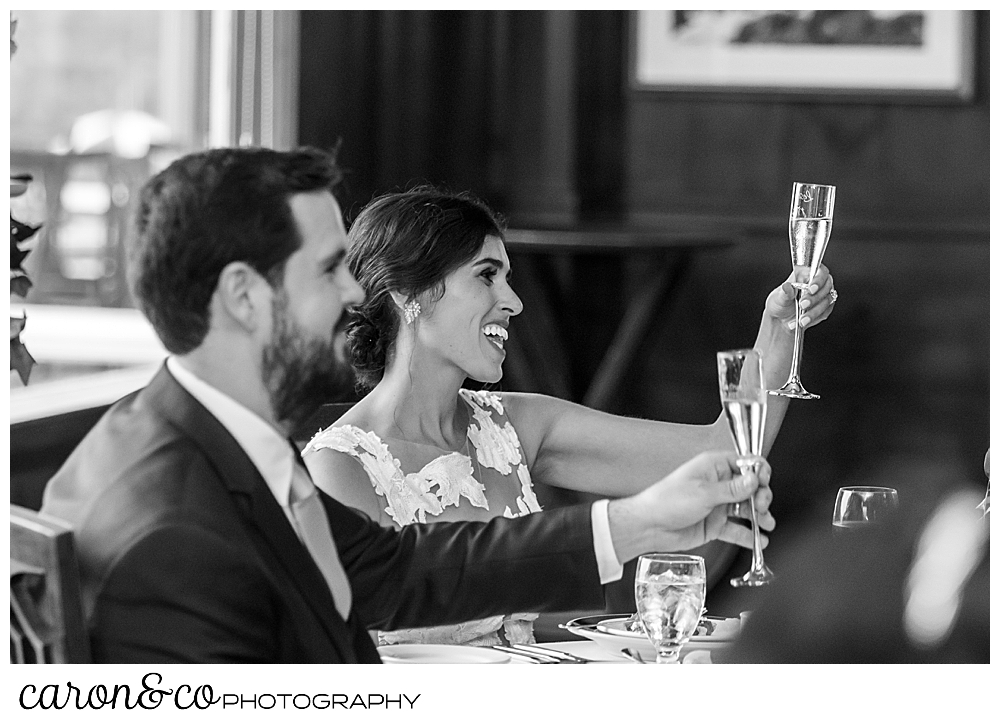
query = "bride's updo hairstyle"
(346, 186, 506, 391)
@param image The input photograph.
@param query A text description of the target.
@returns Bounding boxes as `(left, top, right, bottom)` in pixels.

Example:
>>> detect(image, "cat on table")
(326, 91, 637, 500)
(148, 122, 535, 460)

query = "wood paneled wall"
(299, 11, 507, 221)
(616, 10, 990, 547)
(299, 11, 989, 590)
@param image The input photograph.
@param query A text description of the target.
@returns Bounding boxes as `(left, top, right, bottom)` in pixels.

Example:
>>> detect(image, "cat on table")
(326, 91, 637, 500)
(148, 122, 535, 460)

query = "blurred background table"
(502, 225, 738, 411)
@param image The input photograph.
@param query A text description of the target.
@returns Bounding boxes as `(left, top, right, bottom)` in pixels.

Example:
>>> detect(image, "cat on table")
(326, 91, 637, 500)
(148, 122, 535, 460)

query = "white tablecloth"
(516, 640, 715, 664)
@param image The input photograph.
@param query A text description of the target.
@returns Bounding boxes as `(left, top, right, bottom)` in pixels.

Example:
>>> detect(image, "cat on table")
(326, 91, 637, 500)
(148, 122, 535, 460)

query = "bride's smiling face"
(415, 235, 523, 383)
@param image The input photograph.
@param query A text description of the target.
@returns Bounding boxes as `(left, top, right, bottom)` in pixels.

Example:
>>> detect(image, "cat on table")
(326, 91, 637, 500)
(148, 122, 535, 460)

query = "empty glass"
(832, 486, 899, 532)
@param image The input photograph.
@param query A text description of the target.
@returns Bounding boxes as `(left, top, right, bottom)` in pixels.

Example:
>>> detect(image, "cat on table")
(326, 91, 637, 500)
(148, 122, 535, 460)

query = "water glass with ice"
(634, 553, 706, 664)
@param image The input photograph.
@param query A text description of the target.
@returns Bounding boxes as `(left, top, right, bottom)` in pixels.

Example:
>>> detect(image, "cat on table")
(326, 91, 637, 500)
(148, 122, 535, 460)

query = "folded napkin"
(709, 617, 741, 640)
(683, 650, 713, 664)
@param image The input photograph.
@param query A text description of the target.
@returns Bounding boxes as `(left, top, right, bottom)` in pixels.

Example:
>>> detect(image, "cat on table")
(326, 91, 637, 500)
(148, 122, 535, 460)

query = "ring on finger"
(829, 288, 839, 304)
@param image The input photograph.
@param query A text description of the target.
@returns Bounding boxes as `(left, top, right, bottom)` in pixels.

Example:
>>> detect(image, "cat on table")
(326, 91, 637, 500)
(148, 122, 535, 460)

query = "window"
(10, 10, 299, 420)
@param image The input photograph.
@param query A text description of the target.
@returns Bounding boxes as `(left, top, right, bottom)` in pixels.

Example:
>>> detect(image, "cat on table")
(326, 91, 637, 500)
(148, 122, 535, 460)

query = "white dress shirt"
(165, 357, 624, 586)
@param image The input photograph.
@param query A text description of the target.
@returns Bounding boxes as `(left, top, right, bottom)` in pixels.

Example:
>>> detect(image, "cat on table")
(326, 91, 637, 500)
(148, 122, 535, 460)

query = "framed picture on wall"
(631, 10, 976, 101)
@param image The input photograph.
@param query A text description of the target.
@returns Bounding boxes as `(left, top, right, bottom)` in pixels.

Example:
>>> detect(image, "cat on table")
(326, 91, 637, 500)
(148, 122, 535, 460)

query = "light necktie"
(287, 447, 353, 619)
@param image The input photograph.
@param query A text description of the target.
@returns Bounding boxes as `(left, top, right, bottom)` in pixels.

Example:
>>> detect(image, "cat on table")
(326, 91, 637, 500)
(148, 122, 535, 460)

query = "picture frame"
(630, 10, 975, 102)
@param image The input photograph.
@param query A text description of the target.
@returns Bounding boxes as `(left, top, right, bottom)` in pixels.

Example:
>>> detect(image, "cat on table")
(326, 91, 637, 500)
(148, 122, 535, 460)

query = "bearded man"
(41, 146, 772, 663)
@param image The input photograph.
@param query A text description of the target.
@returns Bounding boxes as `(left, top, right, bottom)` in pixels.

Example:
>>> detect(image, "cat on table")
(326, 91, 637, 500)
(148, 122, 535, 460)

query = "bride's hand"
(765, 264, 837, 331)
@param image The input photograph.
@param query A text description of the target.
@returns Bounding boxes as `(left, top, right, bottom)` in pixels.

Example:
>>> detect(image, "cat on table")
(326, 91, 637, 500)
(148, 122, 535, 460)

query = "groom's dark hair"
(128, 146, 343, 354)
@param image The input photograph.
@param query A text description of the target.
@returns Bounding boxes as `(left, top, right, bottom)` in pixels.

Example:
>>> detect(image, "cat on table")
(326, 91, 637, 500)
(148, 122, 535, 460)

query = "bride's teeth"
(482, 324, 508, 341)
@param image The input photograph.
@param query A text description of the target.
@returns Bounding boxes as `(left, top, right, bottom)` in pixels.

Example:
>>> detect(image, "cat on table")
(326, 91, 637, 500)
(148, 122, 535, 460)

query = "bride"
(303, 187, 836, 646)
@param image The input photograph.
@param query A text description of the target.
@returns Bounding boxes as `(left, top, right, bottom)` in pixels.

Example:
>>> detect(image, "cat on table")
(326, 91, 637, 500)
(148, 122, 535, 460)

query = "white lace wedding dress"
(303, 389, 543, 646)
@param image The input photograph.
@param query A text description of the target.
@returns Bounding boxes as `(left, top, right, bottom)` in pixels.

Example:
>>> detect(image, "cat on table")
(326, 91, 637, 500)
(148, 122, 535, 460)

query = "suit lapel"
(232, 476, 360, 663)
(144, 366, 357, 661)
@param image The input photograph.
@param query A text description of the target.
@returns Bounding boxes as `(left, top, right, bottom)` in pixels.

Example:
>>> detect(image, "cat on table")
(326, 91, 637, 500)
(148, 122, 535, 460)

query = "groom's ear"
(214, 261, 271, 334)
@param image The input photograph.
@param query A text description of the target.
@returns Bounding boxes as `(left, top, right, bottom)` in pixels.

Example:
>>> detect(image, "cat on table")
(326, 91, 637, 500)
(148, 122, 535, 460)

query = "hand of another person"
(607, 451, 774, 563)
(765, 264, 837, 331)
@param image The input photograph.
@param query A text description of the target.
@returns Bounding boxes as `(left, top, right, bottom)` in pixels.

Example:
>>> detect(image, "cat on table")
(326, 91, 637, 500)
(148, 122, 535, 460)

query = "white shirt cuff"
(591, 499, 623, 584)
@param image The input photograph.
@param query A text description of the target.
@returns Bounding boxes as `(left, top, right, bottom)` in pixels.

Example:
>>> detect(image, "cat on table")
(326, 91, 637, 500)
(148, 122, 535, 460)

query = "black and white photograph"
(632, 9, 975, 99)
(7, 7, 990, 719)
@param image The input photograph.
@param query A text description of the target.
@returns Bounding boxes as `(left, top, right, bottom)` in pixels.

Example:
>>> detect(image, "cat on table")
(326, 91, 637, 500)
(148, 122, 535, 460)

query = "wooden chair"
(10, 504, 91, 663)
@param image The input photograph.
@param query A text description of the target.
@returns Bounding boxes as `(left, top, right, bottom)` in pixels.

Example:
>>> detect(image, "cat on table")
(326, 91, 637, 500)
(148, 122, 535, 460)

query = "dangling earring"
(403, 299, 421, 324)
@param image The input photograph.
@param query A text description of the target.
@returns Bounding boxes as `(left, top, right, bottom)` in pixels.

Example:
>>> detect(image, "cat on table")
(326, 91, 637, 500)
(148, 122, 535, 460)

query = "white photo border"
(630, 10, 976, 102)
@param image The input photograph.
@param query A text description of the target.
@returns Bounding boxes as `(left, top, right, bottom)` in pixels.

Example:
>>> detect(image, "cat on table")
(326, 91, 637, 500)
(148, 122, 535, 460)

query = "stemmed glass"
(718, 348, 775, 587)
(771, 182, 835, 400)
(832, 486, 899, 532)
(634, 553, 706, 664)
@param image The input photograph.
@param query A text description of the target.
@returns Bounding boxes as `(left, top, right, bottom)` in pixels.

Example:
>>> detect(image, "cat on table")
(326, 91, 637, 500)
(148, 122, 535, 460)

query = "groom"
(41, 146, 773, 663)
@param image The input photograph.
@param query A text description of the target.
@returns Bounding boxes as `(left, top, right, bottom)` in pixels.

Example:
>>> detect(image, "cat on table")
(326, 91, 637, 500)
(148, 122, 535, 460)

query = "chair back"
(292, 402, 356, 449)
(10, 504, 91, 663)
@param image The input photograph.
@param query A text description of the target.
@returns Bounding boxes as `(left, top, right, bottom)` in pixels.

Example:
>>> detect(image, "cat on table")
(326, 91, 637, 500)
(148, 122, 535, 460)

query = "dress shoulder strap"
(303, 424, 410, 525)
(459, 388, 508, 419)
(459, 389, 524, 476)
(302, 423, 366, 457)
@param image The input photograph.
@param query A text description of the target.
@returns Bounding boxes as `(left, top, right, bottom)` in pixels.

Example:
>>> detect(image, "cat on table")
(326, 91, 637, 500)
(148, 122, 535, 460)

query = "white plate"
(564, 614, 739, 662)
(377, 644, 510, 664)
(596, 615, 740, 643)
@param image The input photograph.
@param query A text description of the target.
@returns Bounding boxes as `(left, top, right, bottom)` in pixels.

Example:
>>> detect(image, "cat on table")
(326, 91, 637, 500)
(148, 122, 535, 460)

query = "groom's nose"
(337, 266, 365, 307)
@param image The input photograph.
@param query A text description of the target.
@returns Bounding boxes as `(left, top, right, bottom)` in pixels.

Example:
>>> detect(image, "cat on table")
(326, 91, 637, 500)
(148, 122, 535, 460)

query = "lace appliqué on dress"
(303, 425, 489, 526)
(305, 391, 541, 646)
(467, 404, 521, 475)
(463, 388, 505, 415)
(379, 617, 505, 647)
(504, 464, 542, 518)
(461, 389, 542, 519)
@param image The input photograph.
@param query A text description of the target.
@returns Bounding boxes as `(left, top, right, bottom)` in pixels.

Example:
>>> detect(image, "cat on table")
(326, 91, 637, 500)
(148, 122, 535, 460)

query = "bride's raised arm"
(504, 391, 729, 496)
(504, 263, 837, 497)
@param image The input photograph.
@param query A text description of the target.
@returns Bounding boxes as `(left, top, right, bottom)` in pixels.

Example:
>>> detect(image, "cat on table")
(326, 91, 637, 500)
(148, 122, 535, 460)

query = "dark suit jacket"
(41, 366, 604, 663)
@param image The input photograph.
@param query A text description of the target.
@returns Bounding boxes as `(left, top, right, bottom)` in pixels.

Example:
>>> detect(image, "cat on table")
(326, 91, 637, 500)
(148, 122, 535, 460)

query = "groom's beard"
(261, 289, 355, 429)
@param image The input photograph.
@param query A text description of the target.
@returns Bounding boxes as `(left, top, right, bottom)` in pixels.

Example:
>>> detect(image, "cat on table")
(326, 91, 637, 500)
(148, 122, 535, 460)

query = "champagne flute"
(832, 486, 899, 532)
(634, 553, 706, 664)
(771, 182, 835, 400)
(718, 348, 775, 587)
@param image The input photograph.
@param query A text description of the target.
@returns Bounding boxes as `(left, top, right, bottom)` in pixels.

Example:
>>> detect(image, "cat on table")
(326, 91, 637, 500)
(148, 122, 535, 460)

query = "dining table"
(376, 611, 741, 664)
(378, 639, 717, 664)
(506, 640, 638, 664)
